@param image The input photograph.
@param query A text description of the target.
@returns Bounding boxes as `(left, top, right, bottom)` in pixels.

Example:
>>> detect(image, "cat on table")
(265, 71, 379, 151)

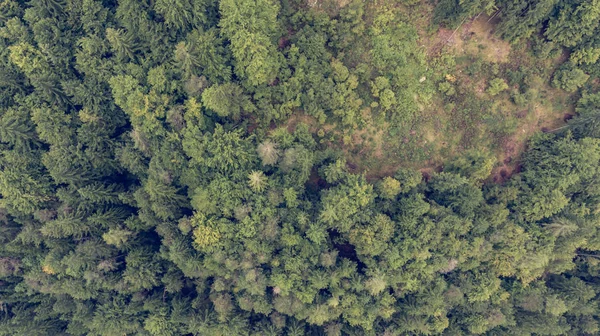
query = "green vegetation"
(1, 0, 600, 335)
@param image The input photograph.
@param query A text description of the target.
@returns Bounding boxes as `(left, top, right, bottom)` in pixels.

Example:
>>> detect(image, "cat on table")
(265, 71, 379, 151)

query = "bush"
(487, 78, 509, 96)
(570, 47, 600, 65)
(439, 81, 456, 96)
(552, 66, 589, 92)
(511, 92, 527, 106)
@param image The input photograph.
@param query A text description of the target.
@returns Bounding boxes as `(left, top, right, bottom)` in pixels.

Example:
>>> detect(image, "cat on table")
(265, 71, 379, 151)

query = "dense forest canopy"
(2, 0, 600, 335)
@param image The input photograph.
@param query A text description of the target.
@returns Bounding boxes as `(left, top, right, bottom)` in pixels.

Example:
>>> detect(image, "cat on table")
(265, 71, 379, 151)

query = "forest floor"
(281, 3, 574, 182)
(344, 9, 572, 182)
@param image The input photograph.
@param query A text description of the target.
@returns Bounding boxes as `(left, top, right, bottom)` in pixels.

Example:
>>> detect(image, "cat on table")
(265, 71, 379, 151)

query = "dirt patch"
(463, 15, 511, 63)
(351, 127, 386, 158)
(490, 135, 524, 184)
(427, 28, 455, 56)
(345, 123, 394, 180)
(516, 110, 528, 119)
(362, 163, 401, 182)
(474, 79, 487, 96)
(424, 14, 511, 62)
(284, 112, 318, 133)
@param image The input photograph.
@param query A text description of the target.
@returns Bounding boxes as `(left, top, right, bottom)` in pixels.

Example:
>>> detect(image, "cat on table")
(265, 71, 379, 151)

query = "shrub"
(487, 78, 509, 96)
(552, 66, 590, 92)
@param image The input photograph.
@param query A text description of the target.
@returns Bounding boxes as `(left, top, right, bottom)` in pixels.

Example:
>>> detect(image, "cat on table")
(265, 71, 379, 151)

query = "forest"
(2, 0, 600, 335)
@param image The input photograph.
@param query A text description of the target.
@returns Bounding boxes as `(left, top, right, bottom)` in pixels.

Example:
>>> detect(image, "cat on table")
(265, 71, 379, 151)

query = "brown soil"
(284, 112, 318, 133)
(424, 14, 511, 63)
(428, 28, 455, 56)
(490, 136, 523, 184)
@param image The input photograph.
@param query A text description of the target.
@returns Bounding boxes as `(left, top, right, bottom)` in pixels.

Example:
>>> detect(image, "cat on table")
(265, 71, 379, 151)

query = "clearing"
(280, 3, 574, 182)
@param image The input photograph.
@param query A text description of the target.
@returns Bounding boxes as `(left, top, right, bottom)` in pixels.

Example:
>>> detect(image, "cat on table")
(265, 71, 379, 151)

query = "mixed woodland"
(2, 0, 600, 335)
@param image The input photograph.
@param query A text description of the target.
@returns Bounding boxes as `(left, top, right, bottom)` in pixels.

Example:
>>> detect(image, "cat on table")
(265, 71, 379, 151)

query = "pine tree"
(105, 28, 137, 61)
(154, 0, 195, 31)
(257, 140, 279, 166)
(201, 83, 255, 119)
(248, 171, 267, 192)
(0, 109, 39, 149)
(219, 0, 281, 85)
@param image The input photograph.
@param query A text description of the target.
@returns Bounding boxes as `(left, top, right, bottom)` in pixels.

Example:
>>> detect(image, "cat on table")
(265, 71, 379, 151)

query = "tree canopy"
(1, 0, 600, 335)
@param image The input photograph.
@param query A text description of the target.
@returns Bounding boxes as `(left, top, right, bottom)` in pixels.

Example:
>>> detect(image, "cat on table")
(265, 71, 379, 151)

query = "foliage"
(487, 78, 509, 96)
(1, 0, 600, 335)
(201, 83, 255, 119)
(552, 65, 590, 92)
